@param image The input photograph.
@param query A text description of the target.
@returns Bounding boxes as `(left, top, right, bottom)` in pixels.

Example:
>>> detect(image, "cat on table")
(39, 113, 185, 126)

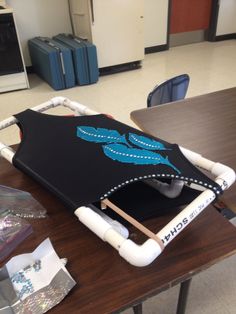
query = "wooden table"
(131, 87, 236, 206)
(1, 88, 236, 313)
(130, 87, 236, 313)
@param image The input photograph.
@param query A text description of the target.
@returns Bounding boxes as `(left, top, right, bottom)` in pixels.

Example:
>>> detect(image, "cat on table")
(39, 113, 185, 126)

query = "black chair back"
(147, 74, 190, 107)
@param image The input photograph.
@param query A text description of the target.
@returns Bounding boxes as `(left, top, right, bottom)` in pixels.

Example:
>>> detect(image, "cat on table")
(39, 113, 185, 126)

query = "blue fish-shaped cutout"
(103, 143, 180, 174)
(128, 133, 170, 151)
(77, 126, 128, 145)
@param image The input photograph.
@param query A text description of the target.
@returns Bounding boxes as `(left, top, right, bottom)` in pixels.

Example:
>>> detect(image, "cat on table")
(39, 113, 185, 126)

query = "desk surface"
(1, 89, 236, 313)
(131, 87, 236, 204)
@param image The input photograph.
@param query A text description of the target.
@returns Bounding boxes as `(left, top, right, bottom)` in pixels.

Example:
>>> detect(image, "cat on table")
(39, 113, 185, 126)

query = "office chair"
(147, 74, 190, 107)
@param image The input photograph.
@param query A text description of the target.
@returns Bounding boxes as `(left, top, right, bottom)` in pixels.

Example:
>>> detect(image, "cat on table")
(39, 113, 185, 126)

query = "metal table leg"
(176, 278, 192, 314)
(133, 303, 142, 314)
(131, 278, 192, 314)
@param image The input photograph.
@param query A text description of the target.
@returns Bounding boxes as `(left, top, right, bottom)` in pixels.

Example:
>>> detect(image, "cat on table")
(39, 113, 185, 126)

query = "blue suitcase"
(53, 34, 99, 85)
(28, 37, 75, 90)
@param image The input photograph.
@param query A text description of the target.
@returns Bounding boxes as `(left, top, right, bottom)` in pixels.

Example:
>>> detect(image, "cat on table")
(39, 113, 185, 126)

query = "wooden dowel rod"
(102, 199, 164, 251)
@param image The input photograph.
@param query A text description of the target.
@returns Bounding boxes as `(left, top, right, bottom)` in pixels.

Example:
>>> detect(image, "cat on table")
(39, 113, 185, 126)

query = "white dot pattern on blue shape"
(78, 128, 120, 141)
(105, 146, 161, 161)
(130, 134, 160, 149)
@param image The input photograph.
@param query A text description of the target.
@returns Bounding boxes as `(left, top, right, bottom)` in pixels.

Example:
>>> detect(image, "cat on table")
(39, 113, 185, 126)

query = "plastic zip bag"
(0, 185, 47, 261)
(0, 185, 47, 219)
(0, 213, 33, 261)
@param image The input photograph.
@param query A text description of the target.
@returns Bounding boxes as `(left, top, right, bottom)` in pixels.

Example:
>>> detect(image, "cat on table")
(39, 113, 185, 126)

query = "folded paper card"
(0, 238, 76, 313)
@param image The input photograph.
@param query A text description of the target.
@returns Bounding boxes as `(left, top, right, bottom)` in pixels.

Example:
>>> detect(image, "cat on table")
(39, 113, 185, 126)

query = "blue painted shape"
(77, 126, 128, 144)
(103, 143, 181, 174)
(128, 133, 170, 151)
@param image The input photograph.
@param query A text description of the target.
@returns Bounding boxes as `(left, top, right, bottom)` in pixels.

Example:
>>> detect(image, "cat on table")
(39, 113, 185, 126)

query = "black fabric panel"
(13, 110, 221, 214)
(95, 181, 201, 225)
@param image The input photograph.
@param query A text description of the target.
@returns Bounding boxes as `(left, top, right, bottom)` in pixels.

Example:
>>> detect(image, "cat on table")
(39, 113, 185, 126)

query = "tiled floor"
(0, 40, 236, 313)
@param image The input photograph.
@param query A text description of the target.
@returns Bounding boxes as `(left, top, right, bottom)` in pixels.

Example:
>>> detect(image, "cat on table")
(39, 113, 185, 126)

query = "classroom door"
(169, 0, 213, 45)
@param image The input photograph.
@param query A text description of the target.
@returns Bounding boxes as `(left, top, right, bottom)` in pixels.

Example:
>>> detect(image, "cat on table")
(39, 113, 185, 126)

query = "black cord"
(67, 0, 75, 35)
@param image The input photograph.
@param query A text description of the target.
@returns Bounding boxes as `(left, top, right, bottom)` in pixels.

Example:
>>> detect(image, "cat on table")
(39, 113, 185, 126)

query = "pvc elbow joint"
(145, 179, 184, 198)
(51, 96, 68, 107)
(119, 239, 162, 267)
(159, 179, 184, 198)
(211, 163, 236, 189)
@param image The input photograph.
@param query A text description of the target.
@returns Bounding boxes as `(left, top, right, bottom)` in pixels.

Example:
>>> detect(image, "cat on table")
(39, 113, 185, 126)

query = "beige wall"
(7, 0, 72, 66)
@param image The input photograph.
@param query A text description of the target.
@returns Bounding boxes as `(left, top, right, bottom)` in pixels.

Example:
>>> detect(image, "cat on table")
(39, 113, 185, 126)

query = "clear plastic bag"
(0, 185, 47, 219)
(0, 213, 32, 261)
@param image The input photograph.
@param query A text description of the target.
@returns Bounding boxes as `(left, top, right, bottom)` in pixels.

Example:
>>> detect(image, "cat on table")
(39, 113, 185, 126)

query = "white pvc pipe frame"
(0, 96, 235, 267)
